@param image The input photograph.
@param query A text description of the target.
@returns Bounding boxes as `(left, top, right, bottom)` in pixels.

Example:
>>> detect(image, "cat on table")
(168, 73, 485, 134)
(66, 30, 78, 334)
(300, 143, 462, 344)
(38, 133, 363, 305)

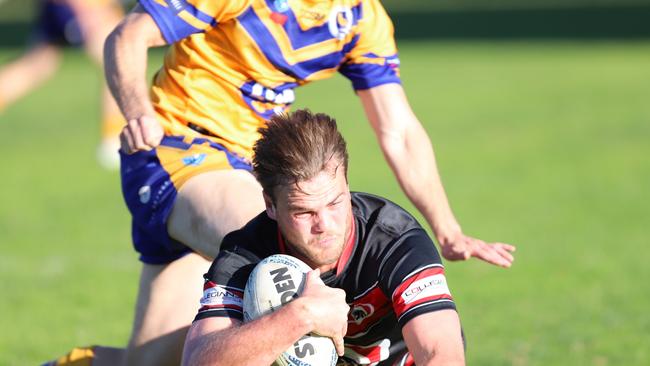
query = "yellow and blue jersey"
(139, 0, 401, 160)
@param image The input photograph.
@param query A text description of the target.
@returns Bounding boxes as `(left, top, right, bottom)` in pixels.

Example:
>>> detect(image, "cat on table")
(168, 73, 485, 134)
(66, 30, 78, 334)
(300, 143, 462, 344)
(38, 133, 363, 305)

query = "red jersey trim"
(277, 228, 287, 254)
(391, 266, 453, 317)
(335, 216, 357, 276)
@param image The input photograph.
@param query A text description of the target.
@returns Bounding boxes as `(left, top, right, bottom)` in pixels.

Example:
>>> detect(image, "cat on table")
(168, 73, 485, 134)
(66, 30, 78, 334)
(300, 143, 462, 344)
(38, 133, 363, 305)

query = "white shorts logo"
(401, 274, 450, 304)
(168, 0, 184, 11)
(328, 6, 354, 40)
(138, 186, 151, 204)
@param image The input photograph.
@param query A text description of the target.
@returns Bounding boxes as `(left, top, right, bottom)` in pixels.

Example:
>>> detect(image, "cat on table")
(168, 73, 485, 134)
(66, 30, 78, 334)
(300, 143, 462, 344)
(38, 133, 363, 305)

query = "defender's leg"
(121, 253, 211, 366)
(168, 169, 265, 258)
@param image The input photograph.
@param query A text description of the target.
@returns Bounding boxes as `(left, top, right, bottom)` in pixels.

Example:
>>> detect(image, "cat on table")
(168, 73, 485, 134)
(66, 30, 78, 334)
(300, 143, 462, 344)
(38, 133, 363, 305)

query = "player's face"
(266, 160, 352, 272)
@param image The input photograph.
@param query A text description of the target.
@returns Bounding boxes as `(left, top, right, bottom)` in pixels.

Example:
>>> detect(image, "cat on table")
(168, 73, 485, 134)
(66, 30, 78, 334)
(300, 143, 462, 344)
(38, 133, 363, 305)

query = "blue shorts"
(120, 136, 252, 264)
(33, 1, 84, 46)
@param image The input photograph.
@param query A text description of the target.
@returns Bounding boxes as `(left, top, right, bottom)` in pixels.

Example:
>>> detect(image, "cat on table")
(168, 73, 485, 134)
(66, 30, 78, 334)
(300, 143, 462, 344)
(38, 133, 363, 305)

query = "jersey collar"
(334, 216, 356, 276)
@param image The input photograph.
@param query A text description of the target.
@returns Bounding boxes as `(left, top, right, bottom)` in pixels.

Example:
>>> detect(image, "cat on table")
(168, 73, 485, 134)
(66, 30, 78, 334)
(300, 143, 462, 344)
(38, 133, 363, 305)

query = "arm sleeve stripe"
(177, 0, 218, 26)
(400, 264, 444, 288)
(178, 9, 211, 29)
(391, 266, 444, 300)
(193, 308, 243, 322)
(139, 0, 217, 43)
(203, 281, 244, 294)
(339, 62, 401, 90)
(394, 293, 453, 317)
(391, 266, 454, 317)
(140, 0, 184, 43)
(396, 299, 455, 324)
(199, 307, 243, 314)
(198, 304, 243, 312)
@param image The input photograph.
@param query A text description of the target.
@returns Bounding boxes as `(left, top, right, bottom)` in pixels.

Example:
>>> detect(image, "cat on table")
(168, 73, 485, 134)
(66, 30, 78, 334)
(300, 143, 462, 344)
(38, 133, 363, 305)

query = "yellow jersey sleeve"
(339, 0, 401, 90)
(139, 0, 251, 43)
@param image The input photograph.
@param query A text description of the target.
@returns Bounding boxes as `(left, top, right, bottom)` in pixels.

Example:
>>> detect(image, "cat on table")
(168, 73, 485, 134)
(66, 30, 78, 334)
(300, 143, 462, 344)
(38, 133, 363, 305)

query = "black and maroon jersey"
(196, 192, 457, 365)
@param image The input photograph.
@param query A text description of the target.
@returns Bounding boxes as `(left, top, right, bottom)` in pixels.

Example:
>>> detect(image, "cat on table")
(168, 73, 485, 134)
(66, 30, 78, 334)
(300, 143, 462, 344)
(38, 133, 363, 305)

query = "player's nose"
(315, 210, 337, 233)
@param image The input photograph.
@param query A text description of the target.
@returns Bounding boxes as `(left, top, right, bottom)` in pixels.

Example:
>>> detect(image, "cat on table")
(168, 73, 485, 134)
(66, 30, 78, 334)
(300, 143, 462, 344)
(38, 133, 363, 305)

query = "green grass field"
(1, 41, 649, 365)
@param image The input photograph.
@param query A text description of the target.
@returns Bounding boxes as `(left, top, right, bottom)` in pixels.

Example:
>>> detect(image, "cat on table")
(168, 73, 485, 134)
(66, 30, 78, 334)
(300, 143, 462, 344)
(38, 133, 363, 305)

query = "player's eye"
(293, 211, 312, 219)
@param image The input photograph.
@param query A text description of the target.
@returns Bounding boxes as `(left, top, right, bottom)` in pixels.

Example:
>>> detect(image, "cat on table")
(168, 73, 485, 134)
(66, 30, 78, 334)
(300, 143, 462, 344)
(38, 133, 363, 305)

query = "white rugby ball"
(243, 254, 338, 366)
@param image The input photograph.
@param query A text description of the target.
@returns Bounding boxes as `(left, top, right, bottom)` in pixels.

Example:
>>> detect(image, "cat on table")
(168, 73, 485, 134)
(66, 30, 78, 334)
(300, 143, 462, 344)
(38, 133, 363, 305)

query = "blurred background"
(1, 0, 649, 365)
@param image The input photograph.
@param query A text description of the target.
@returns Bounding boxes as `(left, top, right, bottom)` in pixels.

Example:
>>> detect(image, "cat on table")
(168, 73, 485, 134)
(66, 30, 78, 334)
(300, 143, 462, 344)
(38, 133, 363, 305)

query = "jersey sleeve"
(194, 248, 257, 322)
(378, 229, 456, 328)
(339, 0, 401, 90)
(139, 0, 251, 43)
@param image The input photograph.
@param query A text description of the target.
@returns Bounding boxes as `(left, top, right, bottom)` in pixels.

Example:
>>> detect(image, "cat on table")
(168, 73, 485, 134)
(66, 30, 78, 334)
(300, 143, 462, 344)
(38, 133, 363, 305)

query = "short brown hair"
(253, 109, 349, 199)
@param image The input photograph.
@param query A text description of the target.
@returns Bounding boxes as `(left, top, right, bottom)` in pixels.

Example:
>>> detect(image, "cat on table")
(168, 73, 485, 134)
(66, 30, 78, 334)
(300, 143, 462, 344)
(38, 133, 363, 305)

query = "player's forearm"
(360, 85, 462, 241)
(413, 339, 465, 366)
(418, 353, 465, 366)
(403, 310, 466, 366)
(103, 11, 158, 120)
(383, 122, 462, 240)
(183, 300, 314, 366)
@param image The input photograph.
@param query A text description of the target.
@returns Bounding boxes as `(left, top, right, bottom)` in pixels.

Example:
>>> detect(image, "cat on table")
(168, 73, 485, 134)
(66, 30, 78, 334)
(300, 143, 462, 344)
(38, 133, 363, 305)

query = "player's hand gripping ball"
(243, 254, 338, 366)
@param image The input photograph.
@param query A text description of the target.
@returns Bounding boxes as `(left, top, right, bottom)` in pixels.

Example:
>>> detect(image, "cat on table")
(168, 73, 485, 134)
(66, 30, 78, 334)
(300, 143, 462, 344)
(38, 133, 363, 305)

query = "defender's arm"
(358, 83, 515, 267)
(103, 5, 166, 152)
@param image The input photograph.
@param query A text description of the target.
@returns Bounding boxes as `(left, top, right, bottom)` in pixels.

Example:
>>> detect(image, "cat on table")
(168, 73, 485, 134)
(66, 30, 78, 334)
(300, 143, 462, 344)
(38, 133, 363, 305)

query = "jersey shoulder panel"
(139, 0, 252, 43)
(351, 192, 422, 238)
(339, 0, 401, 90)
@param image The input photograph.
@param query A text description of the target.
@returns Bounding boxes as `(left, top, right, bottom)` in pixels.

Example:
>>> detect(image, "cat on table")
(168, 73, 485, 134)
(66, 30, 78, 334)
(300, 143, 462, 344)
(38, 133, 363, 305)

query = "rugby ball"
(243, 254, 338, 366)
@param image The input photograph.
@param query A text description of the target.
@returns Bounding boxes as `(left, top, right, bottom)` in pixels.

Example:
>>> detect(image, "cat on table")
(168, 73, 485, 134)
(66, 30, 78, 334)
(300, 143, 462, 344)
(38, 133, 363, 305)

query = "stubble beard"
(286, 234, 345, 269)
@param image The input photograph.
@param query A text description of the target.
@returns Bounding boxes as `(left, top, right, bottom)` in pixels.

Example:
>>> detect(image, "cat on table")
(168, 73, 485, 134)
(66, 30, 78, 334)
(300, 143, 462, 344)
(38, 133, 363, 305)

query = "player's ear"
(263, 191, 277, 220)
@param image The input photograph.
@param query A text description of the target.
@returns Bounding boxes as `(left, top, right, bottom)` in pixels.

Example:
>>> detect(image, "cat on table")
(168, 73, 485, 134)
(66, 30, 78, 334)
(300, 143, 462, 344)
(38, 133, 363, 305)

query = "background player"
(0, 0, 125, 169)
(183, 109, 466, 366)
(47, 0, 513, 364)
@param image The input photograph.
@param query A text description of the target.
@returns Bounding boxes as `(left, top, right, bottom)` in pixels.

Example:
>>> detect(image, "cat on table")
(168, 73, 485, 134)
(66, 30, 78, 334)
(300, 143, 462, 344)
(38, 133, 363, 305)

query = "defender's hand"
(120, 115, 164, 154)
(439, 232, 516, 268)
(298, 269, 349, 356)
